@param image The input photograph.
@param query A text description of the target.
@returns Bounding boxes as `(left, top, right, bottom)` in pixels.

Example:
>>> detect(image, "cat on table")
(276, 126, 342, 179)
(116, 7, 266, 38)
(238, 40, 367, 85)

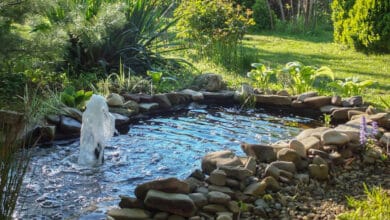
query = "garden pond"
(15, 105, 320, 219)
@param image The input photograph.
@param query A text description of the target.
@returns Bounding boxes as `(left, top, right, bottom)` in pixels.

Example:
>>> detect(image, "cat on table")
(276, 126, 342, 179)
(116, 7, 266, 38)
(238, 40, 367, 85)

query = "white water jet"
(78, 94, 115, 166)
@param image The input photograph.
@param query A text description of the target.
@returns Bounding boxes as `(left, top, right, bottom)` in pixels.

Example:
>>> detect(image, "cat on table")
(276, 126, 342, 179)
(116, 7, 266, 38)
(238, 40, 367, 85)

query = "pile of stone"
(107, 108, 390, 219)
(37, 73, 379, 143)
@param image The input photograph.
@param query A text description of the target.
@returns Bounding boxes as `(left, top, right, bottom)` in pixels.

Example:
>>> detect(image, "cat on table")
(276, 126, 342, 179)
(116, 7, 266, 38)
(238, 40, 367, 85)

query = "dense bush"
(332, 0, 390, 53)
(174, 0, 254, 68)
(252, 0, 277, 30)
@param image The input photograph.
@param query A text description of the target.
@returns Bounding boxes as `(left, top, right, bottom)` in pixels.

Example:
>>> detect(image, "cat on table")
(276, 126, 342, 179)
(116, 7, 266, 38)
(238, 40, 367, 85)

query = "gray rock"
(277, 148, 302, 168)
(233, 84, 254, 102)
(144, 190, 196, 217)
(298, 136, 321, 151)
(321, 129, 350, 146)
(135, 178, 190, 201)
(188, 193, 208, 208)
(331, 96, 342, 106)
(119, 196, 144, 209)
(166, 92, 192, 105)
(59, 116, 81, 134)
(241, 143, 277, 163)
(202, 204, 228, 213)
(369, 112, 390, 130)
(291, 100, 307, 108)
(218, 166, 253, 181)
(107, 93, 124, 107)
(139, 102, 159, 113)
(60, 107, 83, 122)
(227, 201, 240, 213)
(303, 96, 331, 108)
(295, 173, 310, 184)
(244, 157, 257, 174)
(207, 191, 231, 205)
(153, 94, 172, 109)
(107, 208, 151, 220)
(216, 212, 233, 220)
(181, 89, 204, 101)
(312, 155, 327, 166)
(112, 113, 130, 126)
(201, 151, 242, 175)
(123, 100, 140, 113)
(154, 212, 170, 220)
(265, 162, 294, 181)
(243, 181, 267, 196)
(194, 73, 226, 92)
(380, 132, 390, 146)
(332, 107, 366, 121)
(320, 105, 339, 114)
(344, 96, 363, 107)
(208, 185, 234, 197)
(308, 164, 328, 180)
(296, 127, 330, 140)
(254, 95, 292, 106)
(269, 161, 296, 173)
(297, 91, 318, 102)
(184, 177, 204, 192)
(208, 169, 227, 186)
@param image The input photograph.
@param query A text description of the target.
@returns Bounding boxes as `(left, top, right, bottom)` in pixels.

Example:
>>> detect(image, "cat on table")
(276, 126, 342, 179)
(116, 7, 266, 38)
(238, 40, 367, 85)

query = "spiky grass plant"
(0, 87, 54, 219)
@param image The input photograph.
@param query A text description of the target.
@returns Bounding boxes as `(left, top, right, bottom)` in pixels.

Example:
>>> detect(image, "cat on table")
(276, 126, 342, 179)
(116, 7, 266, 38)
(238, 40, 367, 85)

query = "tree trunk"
(277, 0, 285, 22)
(266, 0, 274, 29)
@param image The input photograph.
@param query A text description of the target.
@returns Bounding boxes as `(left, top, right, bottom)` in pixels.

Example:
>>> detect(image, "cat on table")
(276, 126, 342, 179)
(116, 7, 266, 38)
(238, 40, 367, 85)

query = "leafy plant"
(337, 183, 390, 219)
(281, 61, 335, 94)
(247, 63, 275, 89)
(147, 70, 179, 94)
(323, 113, 332, 128)
(60, 86, 93, 109)
(329, 77, 374, 97)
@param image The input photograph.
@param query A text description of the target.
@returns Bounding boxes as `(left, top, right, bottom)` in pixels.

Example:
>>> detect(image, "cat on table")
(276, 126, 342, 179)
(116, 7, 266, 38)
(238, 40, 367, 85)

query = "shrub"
(332, 0, 390, 53)
(175, 0, 254, 67)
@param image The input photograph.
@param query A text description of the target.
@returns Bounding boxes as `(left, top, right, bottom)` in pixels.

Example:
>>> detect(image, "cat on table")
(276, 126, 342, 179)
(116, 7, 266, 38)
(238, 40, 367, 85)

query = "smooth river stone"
(135, 178, 190, 201)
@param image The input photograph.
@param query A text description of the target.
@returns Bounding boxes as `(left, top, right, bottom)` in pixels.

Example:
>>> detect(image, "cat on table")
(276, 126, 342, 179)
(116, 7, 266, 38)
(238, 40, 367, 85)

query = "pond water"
(15, 105, 318, 219)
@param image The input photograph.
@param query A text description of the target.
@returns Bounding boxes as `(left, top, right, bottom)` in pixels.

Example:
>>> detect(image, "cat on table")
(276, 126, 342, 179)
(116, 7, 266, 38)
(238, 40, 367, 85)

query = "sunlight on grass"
(337, 184, 390, 220)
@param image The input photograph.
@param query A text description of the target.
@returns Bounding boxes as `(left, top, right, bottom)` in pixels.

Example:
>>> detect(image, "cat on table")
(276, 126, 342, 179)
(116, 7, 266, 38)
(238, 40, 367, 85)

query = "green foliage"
(332, 0, 390, 53)
(175, 0, 254, 69)
(337, 183, 390, 219)
(60, 87, 93, 109)
(247, 63, 275, 89)
(323, 113, 332, 128)
(329, 77, 374, 97)
(281, 62, 335, 94)
(252, 0, 276, 30)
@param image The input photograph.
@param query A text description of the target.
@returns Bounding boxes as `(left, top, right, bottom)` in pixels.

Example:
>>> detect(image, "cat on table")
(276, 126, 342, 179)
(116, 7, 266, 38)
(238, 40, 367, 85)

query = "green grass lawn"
(186, 31, 390, 108)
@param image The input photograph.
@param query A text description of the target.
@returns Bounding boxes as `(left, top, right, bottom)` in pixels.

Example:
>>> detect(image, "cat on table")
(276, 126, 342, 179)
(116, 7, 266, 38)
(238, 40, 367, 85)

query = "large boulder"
(194, 73, 226, 92)
(241, 143, 277, 163)
(201, 151, 242, 174)
(107, 93, 124, 107)
(135, 178, 190, 201)
(144, 190, 197, 217)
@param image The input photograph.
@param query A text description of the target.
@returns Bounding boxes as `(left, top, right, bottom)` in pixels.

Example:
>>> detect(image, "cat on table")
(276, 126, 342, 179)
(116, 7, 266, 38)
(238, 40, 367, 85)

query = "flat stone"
(153, 94, 172, 109)
(303, 96, 331, 109)
(296, 127, 330, 140)
(208, 185, 234, 197)
(241, 143, 277, 163)
(138, 102, 159, 112)
(297, 91, 318, 102)
(254, 95, 292, 106)
(265, 162, 294, 181)
(312, 155, 327, 166)
(343, 96, 363, 107)
(166, 92, 192, 105)
(380, 132, 390, 146)
(188, 193, 208, 208)
(59, 116, 81, 134)
(348, 110, 366, 120)
(107, 208, 151, 220)
(201, 151, 242, 175)
(181, 89, 204, 101)
(320, 105, 339, 113)
(207, 191, 231, 205)
(219, 166, 253, 181)
(227, 201, 240, 213)
(268, 161, 296, 173)
(144, 190, 196, 217)
(112, 113, 130, 126)
(332, 107, 366, 121)
(298, 136, 321, 151)
(216, 212, 233, 220)
(369, 112, 390, 129)
(135, 178, 190, 201)
(321, 129, 350, 146)
(334, 124, 361, 142)
(243, 181, 267, 196)
(122, 93, 153, 102)
(185, 177, 204, 192)
(202, 204, 228, 213)
(277, 148, 302, 167)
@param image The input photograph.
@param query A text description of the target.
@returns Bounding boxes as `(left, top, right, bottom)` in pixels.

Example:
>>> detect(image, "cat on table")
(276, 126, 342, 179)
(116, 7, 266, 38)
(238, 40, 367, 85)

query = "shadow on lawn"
(246, 30, 334, 44)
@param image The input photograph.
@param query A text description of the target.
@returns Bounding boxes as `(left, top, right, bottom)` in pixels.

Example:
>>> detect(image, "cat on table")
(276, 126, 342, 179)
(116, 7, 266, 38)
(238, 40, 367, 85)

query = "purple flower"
(360, 116, 367, 145)
(371, 121, 378, 137)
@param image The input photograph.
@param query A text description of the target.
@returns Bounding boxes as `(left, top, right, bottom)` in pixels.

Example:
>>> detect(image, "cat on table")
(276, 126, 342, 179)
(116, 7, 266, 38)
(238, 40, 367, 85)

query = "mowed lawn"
(241, 33, 390, 106)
